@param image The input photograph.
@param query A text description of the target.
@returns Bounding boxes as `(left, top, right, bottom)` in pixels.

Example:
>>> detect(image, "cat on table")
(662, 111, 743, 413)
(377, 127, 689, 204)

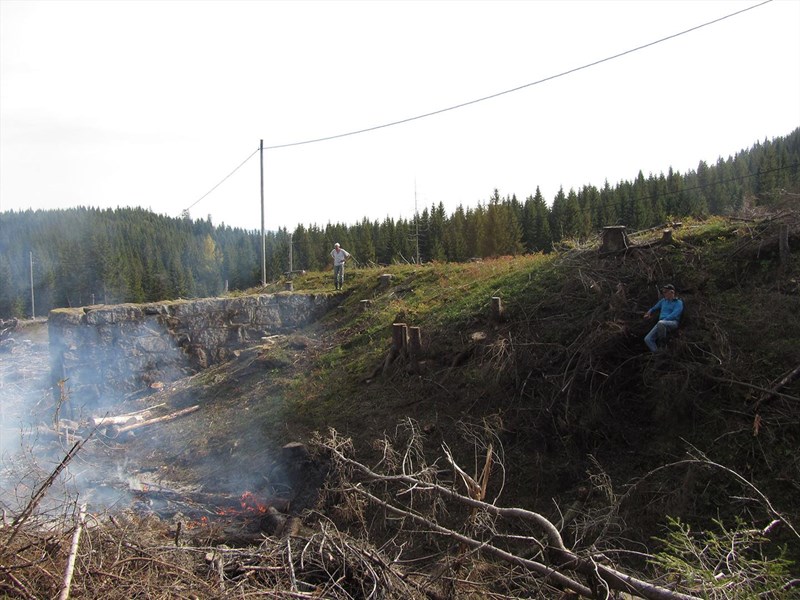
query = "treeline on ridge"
(0, 128, 798, 318)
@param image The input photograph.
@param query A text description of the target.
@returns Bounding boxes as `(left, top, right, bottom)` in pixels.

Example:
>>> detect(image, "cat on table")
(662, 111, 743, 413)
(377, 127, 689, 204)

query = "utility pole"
(29, 251, 35, 319)
(260, 139, 266, 286)
(288, 232, 293, 274)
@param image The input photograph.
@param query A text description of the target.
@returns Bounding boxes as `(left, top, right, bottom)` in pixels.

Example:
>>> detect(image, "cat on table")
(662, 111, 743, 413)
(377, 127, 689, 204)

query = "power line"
(262, 0, 773, 151)
(184, 148, 259, 214)
(187, 0, 774, 212)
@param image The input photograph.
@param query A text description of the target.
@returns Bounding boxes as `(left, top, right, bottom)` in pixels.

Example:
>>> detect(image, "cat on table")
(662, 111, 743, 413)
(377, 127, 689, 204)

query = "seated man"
(643, 284, 684, 352)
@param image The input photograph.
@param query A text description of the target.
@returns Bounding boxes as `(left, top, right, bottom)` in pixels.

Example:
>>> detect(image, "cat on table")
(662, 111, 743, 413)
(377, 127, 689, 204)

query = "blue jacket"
(648, 298, 684, 322)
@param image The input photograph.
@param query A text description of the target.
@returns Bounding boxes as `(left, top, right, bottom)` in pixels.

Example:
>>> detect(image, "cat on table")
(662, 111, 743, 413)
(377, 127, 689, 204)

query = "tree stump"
(491, 297, 505, 323)
(392, 323, 408, 354)
(281, 441, 310, 464)
(661, 229, 673, 245)
(408, 326, 422, 374)
(284, 281, 294, 291)
(379, 274, 393, 289)
(383, 323, 408, 374)
(360, 299, 371, 312)
(600, 226, 628, 253)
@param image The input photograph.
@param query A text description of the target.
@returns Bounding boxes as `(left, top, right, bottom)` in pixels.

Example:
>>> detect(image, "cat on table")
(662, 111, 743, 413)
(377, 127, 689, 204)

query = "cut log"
(116, 405, 200, 434)
(91, 403, 165, 427)
(58, 503, 87, 600)
(92, 414, 146, 427)
(756, 362, 800, 409)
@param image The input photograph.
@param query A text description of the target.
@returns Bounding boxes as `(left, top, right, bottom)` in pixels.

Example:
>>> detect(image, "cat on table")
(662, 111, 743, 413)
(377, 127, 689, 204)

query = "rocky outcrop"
(49, 293, 332, 406)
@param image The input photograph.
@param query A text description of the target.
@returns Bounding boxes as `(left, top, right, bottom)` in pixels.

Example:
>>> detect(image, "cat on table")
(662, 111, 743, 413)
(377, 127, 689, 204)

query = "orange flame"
(240, 491, 269, 514)
(214, 491, 270, 517)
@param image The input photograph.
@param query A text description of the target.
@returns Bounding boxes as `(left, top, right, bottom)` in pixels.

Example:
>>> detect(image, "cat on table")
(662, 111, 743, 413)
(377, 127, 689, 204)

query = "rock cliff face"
(48, 293, 332, 406)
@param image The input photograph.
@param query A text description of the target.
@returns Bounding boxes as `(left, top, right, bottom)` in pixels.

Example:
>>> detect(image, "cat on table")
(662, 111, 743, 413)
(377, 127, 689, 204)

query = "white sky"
(1, 0, 799, 232)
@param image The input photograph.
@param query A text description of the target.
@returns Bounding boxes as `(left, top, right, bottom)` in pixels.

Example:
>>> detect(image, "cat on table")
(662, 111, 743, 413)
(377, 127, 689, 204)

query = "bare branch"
(327, 440, 705, 600)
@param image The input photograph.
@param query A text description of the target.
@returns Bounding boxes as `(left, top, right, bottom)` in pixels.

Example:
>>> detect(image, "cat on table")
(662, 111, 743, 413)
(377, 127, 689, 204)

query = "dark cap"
(661, 284, 675, 291)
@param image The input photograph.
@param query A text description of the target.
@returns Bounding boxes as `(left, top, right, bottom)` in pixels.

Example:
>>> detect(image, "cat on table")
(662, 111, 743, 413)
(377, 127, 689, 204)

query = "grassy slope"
(275, 216, 800, 541)
(122, 215, 798, 558)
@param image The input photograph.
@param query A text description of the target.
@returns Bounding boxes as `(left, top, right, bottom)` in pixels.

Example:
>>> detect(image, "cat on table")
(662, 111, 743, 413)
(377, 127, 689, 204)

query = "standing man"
(330, 243, 351, 290)
(643, 284, 684, 352)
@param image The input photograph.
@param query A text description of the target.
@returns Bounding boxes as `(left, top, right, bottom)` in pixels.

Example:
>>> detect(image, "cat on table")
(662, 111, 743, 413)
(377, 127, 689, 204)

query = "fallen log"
(91, 403, 165, 427)
(93, 414, 145, 427)
(756, 362, 800, 409)
(115, 405, 200, 434)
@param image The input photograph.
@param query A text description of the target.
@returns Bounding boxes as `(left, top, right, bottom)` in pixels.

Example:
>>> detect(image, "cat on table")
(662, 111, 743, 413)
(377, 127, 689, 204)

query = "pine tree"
(354, 218, 377, 265)
(598, 180, 617, 227)
(631, 171, 653, 229)
(0, 254, 16, 317)
(549, 187, 567, 242)
(530, 188, 553, 252)
(576, 185, 597, 239)
(429, 202, 447, 261)
(494, 194, 524, 256)
(444, 205, 469, 261)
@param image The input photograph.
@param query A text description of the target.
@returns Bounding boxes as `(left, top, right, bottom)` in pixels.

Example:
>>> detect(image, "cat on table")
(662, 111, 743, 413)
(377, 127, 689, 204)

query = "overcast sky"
(1, 0, 798, 232)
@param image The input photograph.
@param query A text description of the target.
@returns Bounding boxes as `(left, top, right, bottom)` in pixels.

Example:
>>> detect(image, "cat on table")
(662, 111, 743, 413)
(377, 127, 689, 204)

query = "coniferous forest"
(1, 129, 798, 319)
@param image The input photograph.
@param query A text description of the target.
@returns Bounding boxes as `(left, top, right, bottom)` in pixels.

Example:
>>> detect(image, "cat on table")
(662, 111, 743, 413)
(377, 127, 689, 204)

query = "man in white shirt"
(330, 243, 351, 290)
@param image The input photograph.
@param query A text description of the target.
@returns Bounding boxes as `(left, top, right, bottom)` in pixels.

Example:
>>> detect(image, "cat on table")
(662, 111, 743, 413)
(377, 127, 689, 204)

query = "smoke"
(0, 322, 80, 517)
(0, 319, 195, 516)
(0, 321, 284, 523)
(0, 313, 321, 529)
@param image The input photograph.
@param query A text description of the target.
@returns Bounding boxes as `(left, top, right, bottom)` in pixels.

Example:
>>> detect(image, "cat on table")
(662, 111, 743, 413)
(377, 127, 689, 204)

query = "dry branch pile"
(3, 427, 796, 600)
(1, 511, 422, 600)
(314, 425, 720, 600)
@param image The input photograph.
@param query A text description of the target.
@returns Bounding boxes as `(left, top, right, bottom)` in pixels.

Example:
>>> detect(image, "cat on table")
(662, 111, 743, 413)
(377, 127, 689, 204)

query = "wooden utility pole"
(260, 139, 266, 286)
(29, 251, 35, 319)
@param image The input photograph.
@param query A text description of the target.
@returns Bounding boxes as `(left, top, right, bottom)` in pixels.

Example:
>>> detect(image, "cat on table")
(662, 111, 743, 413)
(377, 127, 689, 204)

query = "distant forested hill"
(1, 129, 797, 318)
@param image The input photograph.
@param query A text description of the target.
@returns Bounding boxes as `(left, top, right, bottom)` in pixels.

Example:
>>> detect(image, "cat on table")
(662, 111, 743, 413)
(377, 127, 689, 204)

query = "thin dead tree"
(2, 438, 89, 552)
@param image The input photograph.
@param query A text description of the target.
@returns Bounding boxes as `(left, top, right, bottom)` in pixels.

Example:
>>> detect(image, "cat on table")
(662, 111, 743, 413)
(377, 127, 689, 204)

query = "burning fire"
(216, 491, 270, 516)
(240, 491, 270, 514)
